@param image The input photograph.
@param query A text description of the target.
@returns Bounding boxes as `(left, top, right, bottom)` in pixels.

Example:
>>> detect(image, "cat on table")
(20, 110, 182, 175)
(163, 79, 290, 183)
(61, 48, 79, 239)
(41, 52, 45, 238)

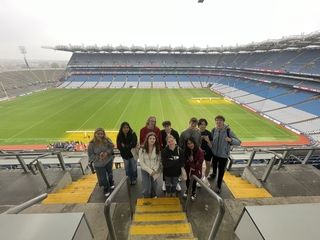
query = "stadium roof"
(43, 31, 320, 54)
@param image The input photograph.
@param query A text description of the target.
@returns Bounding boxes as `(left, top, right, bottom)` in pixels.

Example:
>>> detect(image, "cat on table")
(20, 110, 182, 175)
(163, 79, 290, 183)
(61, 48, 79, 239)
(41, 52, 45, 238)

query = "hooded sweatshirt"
(88, 138, 114, 167)
(179, 128, 201, 149)
(211, 125, 241, 158)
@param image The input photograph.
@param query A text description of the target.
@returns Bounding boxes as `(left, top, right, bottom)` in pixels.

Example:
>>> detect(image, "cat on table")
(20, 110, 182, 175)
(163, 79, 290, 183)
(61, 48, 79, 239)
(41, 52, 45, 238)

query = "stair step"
(136, 204, 183, 213)
(129, 223, 193, 236)
(133, 213, 187, 223)
(130, 237, 197, 240)
(137, 197, 180, 206)
(42, 193, 92, 204)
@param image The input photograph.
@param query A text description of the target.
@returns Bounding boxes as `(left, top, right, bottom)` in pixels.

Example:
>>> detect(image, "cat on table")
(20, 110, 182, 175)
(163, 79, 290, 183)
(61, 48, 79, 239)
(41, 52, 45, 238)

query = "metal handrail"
(3, 193, 48, 214)
(104, 176, 133, 240)
(185, 175, 225, 240)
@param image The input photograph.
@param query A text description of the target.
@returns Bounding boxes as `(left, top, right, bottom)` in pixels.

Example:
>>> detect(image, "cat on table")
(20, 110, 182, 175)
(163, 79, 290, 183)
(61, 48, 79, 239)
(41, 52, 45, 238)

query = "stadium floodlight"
(19, 46, 30, 69)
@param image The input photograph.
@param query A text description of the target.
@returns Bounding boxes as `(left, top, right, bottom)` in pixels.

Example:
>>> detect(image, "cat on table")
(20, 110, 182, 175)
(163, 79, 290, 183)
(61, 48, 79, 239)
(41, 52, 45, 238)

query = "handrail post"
(302, 149, 314, 164)
(104, 176, 130, 240)
(36, 161, 51, 188)
(104, 199, 117, 240)
(56, 152, 67, 171)
(16, 155, 29, 173)
(185, 175, 225, 240)
(208, 197, 225, 240)
(276, 150, 288, 170)
(126, 178, 134, 219)
(261, 157, 277, 182)
(247, 150, 256, 166)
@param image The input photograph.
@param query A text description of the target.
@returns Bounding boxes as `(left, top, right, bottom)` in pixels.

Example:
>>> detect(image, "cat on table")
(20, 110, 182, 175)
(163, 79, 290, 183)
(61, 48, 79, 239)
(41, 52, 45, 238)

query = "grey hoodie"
(211, 125, 241, 158)
(88, 139, 114, 167)
(179, 128, 201, 149)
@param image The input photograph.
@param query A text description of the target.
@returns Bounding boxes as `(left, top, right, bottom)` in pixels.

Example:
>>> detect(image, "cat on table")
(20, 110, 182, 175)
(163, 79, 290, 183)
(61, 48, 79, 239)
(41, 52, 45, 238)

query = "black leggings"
(212, 156, 228, 189)
(186, 178, 197, 194)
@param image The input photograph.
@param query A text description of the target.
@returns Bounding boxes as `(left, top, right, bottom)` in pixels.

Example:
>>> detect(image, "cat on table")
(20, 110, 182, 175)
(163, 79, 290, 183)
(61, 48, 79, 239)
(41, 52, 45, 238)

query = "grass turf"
(0, 88, 298, 144)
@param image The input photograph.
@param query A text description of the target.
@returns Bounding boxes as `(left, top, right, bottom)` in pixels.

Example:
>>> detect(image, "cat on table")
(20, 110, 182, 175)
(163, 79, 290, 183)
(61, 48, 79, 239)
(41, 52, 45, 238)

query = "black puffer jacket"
(161, 146, 184, 177)
(116, 132, 138, 159)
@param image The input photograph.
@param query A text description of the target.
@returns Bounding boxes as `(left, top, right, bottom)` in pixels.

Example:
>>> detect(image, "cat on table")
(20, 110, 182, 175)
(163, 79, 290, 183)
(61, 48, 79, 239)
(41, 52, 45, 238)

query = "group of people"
(87, 115, 241, 199)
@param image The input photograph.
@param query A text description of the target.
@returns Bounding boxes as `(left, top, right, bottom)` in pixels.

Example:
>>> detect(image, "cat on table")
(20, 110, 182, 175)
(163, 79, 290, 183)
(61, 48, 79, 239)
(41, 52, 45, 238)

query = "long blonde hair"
(90, 128, 112, 145)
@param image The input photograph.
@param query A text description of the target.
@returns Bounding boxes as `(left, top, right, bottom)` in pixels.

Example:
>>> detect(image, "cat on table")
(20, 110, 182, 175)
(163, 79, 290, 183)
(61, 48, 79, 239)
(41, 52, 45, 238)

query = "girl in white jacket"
(139, 132, 161, 198)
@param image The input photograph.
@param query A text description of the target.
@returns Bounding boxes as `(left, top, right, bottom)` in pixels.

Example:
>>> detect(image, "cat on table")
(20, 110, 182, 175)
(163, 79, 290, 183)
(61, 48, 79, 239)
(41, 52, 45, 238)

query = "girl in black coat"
(161, 135, 184, 197)
(116, 122, 138, 185)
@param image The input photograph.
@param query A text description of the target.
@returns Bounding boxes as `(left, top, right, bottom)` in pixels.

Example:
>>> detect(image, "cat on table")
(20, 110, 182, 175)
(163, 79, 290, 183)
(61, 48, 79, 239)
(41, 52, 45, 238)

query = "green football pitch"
(0, 88, 298, 145)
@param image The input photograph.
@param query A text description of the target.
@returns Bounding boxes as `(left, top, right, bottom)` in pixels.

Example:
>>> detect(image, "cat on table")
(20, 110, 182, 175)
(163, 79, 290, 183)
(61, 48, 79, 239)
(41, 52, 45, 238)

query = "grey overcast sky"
(1, 0, 320, 60)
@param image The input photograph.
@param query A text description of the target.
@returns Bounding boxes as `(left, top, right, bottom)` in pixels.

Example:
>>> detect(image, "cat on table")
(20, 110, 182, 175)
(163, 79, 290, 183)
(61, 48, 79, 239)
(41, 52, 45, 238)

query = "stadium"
(1, 1, 320, 239)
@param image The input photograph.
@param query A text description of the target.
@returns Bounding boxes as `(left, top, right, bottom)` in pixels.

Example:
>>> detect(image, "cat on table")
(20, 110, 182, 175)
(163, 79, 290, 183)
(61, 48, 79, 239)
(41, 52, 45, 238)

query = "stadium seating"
(291, 118, 320, 134)
(68, 49, 320, 75)
(0, 69, 64, 98)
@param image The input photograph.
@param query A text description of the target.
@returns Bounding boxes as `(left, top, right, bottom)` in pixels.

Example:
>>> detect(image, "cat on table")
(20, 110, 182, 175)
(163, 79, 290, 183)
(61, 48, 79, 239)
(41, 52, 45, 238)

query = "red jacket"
(139, 126, 163, 148)
(185, 148, 204, 178)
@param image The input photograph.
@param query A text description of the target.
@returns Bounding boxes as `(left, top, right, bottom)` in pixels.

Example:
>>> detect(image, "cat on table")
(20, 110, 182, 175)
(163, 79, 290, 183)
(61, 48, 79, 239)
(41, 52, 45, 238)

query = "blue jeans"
(164, 176, 179, 194)
(141, 169, 157, 198)
(123, 157, 137, 182)
(95, 160, 114, 193)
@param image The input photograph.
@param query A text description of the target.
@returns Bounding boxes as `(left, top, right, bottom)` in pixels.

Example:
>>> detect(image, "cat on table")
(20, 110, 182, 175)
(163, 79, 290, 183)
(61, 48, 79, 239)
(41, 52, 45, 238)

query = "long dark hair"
(143, 132, 160, 155)
(118, 122, 133, 139)
(184, 137, 199, 158)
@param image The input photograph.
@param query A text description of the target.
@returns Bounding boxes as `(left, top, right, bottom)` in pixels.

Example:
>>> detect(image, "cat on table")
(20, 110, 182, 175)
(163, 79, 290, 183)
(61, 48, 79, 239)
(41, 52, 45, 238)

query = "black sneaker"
(214, 187, 221, 194)
(208, 174, 216, 180)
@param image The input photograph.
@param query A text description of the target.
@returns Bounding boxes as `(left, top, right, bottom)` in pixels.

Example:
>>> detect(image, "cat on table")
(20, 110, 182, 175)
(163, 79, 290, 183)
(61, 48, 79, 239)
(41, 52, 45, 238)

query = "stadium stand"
(0, 69, 65, 98)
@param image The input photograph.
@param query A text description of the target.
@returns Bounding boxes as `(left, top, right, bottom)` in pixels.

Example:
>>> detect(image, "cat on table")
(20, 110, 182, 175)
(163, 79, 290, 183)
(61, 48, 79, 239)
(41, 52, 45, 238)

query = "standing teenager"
(116, 122, 138, 185)
(211, 115, 241, 194)
(179, 117, 201, 149)
(183, 137, 204, 201)
(88, 128, 115, 197)
(161, 135, 184, 197)
(139, 132, 162, 198)
(140, 116, 162, 148)
(160, 120, 181, 192)
(198, 118, 213, 187)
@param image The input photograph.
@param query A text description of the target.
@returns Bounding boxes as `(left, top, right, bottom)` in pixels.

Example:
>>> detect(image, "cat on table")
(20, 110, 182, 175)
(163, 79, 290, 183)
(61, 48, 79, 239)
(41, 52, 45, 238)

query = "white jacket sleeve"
(139, 148, 153, 175)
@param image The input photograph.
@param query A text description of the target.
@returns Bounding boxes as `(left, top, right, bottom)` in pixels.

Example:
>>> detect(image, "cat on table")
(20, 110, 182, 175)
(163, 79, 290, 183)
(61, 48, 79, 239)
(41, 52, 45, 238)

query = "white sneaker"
(104, 192, 111, 198)
(176, 183, 182, 192)
(183, 190, 188, 199)
(196, 182, 201, 188)
(191, 193, 197, 201)
(110, 185, 115, 190)
(162, 182, 166, 191)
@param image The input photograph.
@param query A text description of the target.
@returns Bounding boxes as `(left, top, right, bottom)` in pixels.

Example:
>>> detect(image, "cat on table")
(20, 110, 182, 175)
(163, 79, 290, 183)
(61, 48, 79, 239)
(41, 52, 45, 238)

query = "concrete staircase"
(129, 197, 197, 239)
(223, 172, 272, 199)
(42, 174, 96, 204)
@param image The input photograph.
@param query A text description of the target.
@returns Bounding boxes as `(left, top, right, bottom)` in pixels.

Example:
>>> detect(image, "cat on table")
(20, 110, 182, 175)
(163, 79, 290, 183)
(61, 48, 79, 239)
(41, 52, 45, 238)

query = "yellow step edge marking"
(137, 197, 180, 206)
(136, 204, 182, 213)
(224, 172, 272, 199)
(130, 223, 192, 235)
(134, 213, 187, 222)
(42, 174, 97, 204)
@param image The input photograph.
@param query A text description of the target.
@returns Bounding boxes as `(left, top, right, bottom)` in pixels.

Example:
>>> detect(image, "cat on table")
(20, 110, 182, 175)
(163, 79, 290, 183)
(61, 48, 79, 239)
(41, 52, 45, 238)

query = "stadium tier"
(66, 48, 320, 76)
(0, 69, 65, 98)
